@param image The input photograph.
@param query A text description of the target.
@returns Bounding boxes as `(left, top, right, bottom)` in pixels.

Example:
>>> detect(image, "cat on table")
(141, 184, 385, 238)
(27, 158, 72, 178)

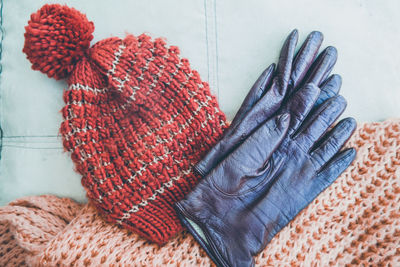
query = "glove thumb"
(213, 113, 290, 194)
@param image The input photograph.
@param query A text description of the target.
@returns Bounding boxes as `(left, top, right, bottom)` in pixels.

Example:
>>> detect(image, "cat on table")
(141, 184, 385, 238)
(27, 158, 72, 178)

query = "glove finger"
(232, 29, 299, 136)
(194, 31, 298, 176)
(270, 29, 299, 96)
(310, 117, 356, 169)
(285, 83, 320, 136)
(303, 46, 337, 87)
(230, 29, 299, 133)
(289, 31, 323, 93)
(195, 64, 279, 176)
(294, 95, 347, 151)
(310, 148, 356, 194)
(230, 64, 275, 128)
(212, 113, 290, 194)
(314, 74, 342, 107)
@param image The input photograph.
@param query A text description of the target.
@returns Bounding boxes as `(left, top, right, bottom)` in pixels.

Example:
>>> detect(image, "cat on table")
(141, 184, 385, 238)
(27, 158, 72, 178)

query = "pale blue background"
(1, 0, 399, 205)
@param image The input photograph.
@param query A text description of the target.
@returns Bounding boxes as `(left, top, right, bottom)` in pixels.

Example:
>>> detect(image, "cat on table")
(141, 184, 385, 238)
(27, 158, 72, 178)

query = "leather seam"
(210, 157, 282, 197)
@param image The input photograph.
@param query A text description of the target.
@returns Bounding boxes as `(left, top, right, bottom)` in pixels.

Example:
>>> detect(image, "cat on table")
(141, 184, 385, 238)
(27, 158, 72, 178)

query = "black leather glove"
(195, 30, 339, 177)
(175, 82, 356, 267)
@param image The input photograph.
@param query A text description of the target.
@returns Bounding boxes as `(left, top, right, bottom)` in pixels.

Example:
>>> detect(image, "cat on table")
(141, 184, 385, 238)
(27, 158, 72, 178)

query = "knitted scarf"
(1, 119, 399, 266)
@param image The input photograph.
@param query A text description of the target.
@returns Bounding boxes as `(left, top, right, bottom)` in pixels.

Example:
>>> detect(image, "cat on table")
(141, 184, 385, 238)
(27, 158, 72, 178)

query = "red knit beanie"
(23, 4, 227, 244)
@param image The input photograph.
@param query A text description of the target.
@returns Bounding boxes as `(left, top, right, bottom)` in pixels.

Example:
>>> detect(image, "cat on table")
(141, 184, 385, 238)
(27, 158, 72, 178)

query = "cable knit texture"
(22, 4, 227, 244)
(1, 120, 399, 266)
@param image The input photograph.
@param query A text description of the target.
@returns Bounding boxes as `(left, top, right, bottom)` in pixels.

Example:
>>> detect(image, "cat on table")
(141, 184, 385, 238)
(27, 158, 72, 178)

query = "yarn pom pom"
(23, 4, 94, 80)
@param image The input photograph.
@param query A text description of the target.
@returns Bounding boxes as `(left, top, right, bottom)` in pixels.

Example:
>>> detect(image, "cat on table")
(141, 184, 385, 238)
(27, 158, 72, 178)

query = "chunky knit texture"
(23, 4, 94, 80)
(1, 120, 399, 266)
(23, 4, 227, 244)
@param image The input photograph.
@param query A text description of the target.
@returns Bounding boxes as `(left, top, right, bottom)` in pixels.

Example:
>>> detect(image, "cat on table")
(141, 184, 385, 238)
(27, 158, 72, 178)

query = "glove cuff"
(174, 202, 228, 267)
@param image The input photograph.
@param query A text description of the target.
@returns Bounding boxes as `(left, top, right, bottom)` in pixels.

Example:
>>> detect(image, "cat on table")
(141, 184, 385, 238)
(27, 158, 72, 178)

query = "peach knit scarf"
(1, 119, 399, 266)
